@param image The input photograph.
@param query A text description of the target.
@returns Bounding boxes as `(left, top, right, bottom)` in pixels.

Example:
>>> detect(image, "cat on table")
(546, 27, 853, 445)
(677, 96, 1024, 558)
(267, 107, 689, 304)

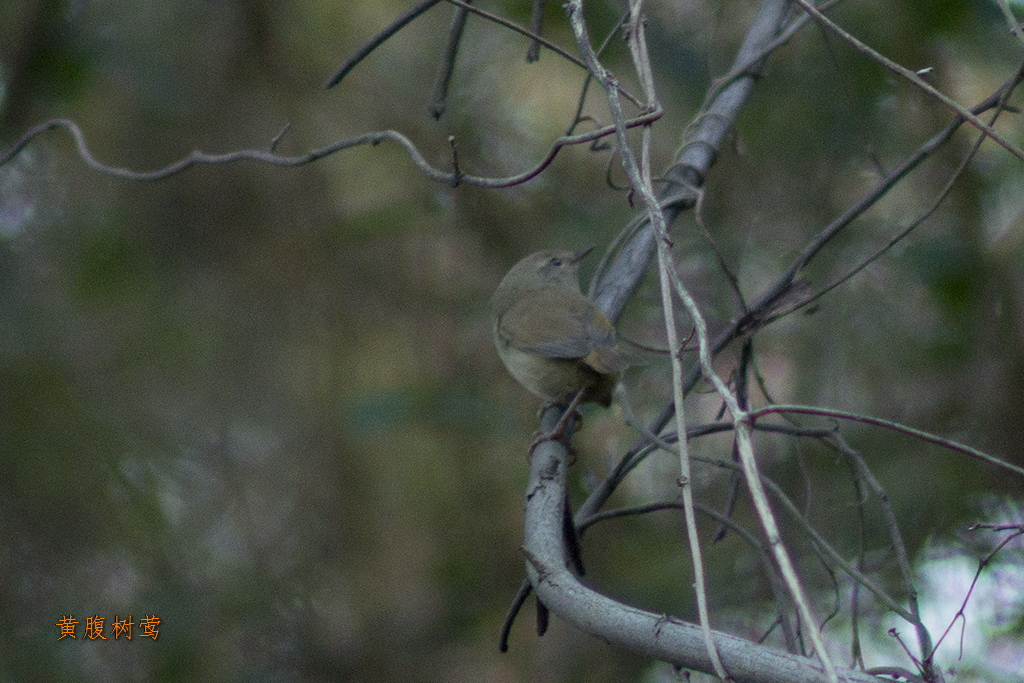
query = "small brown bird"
(491, 247, 627, 408)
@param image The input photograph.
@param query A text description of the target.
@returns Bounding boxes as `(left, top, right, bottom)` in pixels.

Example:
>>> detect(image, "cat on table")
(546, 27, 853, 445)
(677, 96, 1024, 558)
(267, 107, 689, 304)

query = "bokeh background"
(2, 1, 1024, 681)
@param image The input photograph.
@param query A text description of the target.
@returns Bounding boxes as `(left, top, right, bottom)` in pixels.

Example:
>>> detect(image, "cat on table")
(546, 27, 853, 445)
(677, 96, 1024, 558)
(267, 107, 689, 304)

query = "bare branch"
(0, 112, 660, 186)
(324, 0, 446, 89)
(427, 0, 472, 119)
(751, 405, 1024, 479)
(831, 436, 934, 668)
(527, 0, 546, 62)
(523, 423, 883, 683)
(775, 64, 1024, 318)
(791, 0, 1024, 163)
(442, 0, 644, 108)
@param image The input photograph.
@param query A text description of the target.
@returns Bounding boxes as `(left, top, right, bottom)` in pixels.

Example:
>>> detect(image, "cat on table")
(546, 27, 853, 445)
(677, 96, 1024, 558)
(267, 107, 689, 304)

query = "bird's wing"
(497, 292, 616, 360)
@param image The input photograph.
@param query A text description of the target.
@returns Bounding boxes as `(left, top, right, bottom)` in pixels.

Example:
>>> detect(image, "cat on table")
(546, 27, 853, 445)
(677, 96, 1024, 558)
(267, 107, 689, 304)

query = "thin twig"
(442, 0, 644, 108)
(562, 0, 729, 676)
(663, 254, 841, 683)
(791, 0, 1024, 163)
(775, 62, 1024, 318)
(0, 112, 660, 186)
(527, 0, 546, 62)
(587, 500, 801, 652)
(428, 0, 472, 119)
(930, 526, 1024, 660)
(324, 0, 446, 89)
(997, 0, 1024, 45)
(751, 404, 1024, 479)
(831, 436, 933, 672)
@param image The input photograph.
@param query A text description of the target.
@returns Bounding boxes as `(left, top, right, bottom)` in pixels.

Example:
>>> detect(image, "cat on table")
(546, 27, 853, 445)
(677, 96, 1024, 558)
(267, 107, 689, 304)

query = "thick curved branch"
(514, 0, 810, 665)
(592, 0, 792, 322)
(523, 424, 881, 683)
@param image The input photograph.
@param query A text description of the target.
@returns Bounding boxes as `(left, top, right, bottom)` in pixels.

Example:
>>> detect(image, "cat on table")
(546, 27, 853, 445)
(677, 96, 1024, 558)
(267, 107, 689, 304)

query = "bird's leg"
(528, 387, 586, 458)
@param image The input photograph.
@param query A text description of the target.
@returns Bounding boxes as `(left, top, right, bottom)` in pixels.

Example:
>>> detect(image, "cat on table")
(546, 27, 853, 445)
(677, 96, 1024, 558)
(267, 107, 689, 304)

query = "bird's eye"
(549, 258, 563, 267)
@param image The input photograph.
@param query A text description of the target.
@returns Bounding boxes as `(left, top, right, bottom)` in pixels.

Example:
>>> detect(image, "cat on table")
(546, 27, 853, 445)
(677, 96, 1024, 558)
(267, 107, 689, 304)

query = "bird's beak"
(571, 245, 595, 263)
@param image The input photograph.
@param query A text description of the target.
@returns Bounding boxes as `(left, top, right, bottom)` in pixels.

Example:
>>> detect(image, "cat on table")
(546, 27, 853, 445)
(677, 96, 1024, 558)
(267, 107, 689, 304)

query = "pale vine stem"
(997, 0, 1024, 46)
(567, 0, 844, 680)
(639, 2, 847, 680)
(561, 0, 730, 678)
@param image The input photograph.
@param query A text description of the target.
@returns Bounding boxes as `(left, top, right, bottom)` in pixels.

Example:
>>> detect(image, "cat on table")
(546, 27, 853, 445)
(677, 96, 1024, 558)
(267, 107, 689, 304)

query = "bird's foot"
(528, 390, 586, 461)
